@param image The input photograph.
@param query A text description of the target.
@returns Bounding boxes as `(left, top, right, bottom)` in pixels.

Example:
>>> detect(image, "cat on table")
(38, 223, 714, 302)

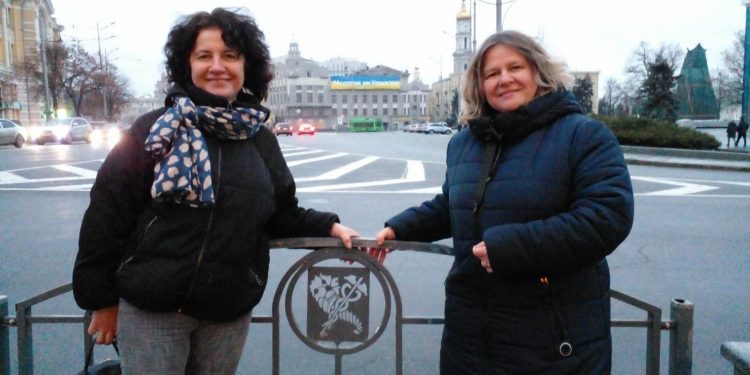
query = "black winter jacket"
(73, 87, 338, 321)
(386, 93, 634, 374)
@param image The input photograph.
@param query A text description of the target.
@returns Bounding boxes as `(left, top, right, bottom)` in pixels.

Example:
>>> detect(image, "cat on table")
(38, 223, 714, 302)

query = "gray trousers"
(117, 299, 251, 375)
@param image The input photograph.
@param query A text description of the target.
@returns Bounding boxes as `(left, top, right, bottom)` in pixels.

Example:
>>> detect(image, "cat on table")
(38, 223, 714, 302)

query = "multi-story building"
(266, 42, 430, 130)
(0, 0, 60, 126)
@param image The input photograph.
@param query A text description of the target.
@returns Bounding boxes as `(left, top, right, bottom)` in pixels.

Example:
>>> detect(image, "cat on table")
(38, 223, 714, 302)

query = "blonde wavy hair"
(459, 30, 573, 124)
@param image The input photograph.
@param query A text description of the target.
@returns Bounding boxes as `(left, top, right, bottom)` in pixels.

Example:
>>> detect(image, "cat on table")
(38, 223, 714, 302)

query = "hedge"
(594, 115, 721, 150)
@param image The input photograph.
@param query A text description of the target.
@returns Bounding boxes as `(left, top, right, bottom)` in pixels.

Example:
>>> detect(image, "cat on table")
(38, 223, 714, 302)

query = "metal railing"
(2, 238, 694, 374)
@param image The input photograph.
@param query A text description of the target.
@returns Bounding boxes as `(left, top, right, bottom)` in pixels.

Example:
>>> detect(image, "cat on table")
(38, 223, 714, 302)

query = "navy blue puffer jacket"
(386, 93, 634, 374)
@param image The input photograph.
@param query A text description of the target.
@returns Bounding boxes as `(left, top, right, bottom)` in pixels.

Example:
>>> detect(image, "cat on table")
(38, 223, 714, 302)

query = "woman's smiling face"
(481, 44, 538, 112)
(189, 27, 245, 101)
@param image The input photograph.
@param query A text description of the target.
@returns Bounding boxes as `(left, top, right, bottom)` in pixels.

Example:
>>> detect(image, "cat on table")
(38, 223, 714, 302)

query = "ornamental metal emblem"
(307, 266, 369, 343)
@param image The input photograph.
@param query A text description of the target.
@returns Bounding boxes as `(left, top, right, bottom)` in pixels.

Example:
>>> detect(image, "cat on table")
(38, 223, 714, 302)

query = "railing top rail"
(15, 283, 73, 310)
(269, 238, 453, 256)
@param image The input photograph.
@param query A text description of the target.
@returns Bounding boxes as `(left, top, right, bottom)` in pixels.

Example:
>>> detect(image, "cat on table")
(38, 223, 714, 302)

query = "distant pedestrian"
(736, 116, 748, 148)
(727, 120, 738, 147)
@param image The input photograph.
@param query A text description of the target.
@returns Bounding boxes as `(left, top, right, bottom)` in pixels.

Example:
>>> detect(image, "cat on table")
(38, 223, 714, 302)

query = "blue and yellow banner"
(330, 75, 401, 90)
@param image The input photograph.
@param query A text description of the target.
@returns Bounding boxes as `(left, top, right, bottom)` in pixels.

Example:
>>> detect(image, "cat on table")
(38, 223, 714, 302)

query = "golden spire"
(456, 0, 471, 20)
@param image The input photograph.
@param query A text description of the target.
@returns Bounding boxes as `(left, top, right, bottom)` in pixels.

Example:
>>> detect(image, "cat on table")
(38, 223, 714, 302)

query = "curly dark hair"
(164, 8, 273, 100)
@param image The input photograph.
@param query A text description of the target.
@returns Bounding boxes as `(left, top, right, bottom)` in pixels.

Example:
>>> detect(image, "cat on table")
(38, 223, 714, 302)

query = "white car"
(0, 119, 28, 148)
(30, 117, 93, 145)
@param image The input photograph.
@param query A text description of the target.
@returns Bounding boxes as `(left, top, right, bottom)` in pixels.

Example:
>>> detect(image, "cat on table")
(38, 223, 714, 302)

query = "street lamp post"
(96, 22, 116, 120)
(742, 0, 750, 118)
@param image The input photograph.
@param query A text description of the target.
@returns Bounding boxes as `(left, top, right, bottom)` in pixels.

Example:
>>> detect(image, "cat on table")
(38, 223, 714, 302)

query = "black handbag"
(77, 340, 121, 375)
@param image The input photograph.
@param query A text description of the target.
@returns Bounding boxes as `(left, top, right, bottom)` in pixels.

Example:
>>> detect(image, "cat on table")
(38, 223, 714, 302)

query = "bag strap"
(83, 338, 119, 373)
(472, 142, 502, 241)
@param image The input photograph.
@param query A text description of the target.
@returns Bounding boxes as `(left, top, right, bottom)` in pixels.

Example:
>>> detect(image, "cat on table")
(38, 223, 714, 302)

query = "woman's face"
(189, 27, 245, 101)
(481, 44, 538, 112)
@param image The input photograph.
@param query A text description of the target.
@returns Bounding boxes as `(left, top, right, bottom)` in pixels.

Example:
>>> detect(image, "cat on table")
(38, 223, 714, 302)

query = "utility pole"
(96, 22, 115, 120)
(472, 0, 477, 52)
(38, 9, 51, 120)
(497, 0, 503, 31)
(742, 0, 750, 118)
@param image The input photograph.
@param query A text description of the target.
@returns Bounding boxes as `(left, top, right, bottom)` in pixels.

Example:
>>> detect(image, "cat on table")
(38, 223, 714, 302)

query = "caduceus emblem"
(309, 273, 368, 338)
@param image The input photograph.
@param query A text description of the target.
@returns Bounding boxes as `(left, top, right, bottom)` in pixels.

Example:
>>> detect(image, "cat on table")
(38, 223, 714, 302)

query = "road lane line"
(283, 149, 326, 157)
(295, 156, 379, 182)
(298, 160, 424, 192)
(0, 171, 29, 184)
(631, 176, 718, 196)
(51, 165, 99, 179)
(286, 153, 347, 166)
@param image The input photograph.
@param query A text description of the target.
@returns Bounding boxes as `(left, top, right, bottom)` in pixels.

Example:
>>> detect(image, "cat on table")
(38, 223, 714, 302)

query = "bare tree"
(598, 78, 621, 116)
(716, 30, 743, 107)
(624, 41, 684, 115)
(82, 61, 132, 121)
(44, 40, 67, 116)
(60, 42, 99, 116)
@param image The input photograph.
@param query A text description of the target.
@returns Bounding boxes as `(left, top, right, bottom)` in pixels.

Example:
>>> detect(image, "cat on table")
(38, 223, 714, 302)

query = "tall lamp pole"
(742, 0, 750, 118)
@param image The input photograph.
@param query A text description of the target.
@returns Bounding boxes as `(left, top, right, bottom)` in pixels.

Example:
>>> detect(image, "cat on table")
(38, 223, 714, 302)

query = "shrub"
(594, 115, 721, 150)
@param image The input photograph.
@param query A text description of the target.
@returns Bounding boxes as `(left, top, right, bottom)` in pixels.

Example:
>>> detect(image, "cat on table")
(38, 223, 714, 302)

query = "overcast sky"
(53, 0, 745, 97)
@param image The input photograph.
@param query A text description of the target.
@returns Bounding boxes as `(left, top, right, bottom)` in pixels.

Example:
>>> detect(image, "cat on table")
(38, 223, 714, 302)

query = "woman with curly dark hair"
(73, 8, 358, 373)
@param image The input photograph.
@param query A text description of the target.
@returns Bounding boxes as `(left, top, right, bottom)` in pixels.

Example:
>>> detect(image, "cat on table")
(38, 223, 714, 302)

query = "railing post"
(1, 296, 9, 375)
(16, 304, 33, 375)
(669, 298, 693, 375)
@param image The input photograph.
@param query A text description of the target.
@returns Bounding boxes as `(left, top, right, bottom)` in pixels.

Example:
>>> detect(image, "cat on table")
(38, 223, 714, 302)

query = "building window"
(296, 93, 302, 102)
(393, 95, 398, 103)
(363, 95, 367, 103)
(383, 95, 388, 103)
(331, 94, 337, 103)
(372, 94, 378, 103)
(373, 108, 378, 116)
(343, 95, 348, 103)
(343, 108, 348, 116)
(296, 85, 302, 89)
(363, 108, 368, 115)
(307, 93, 313, 102)
(353, 95, 358, 103)
(332, 108, 338, 115)
(353, 108, 358, 116)
(318, 93, 324, 103)
(383, 108, 389, 115)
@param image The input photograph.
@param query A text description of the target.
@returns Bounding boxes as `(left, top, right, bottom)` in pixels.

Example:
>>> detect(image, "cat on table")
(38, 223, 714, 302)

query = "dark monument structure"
(676, 44, 720, 119)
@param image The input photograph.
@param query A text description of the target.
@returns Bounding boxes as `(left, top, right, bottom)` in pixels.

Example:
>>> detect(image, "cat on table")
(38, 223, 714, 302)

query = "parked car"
(274, 122, 293, 136)
(30, 117, 93, 145)
(425, 122, 453, 135)
(416, 123, 429, 134)
(403, 123, 419, 133)
(0, 118, 27, 148)
(298, 123, 315, 135)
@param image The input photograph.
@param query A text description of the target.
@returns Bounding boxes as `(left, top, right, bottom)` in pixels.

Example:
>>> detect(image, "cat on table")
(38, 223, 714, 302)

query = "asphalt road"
(0, 131, 748, 374)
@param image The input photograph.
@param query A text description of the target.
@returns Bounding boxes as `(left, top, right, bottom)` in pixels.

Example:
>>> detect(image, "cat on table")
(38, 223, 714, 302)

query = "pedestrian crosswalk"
(0, 144, 748, 197)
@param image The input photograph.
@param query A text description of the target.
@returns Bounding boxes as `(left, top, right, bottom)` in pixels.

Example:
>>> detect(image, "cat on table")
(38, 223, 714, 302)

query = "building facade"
(266, 42, 430, 130)
(0, 0, 60, 126)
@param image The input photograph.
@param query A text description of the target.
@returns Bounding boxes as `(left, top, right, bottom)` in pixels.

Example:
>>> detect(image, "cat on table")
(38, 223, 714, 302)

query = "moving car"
(0, 119, 27, 148)
(274, 122, 293, 136)
(90, 121, 127, 147)
(298, 123, 315, 135)
(425, 122, 453, 135)
(30, 117, 93, 145)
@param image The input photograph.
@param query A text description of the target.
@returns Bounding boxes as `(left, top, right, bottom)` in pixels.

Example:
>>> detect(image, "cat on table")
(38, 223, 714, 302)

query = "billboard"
(330, 75, 401, 90)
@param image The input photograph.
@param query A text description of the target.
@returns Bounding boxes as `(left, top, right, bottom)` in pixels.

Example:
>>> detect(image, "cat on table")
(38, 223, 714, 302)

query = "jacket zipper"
(540, 276, 573, 357)
(249, 267, 264, 287)
(117, 216, 158, 273)
(178, 146, 222, 313)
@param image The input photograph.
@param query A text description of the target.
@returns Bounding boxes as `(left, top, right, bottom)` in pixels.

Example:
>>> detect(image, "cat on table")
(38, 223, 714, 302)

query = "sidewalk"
(622, 145, 750, 172)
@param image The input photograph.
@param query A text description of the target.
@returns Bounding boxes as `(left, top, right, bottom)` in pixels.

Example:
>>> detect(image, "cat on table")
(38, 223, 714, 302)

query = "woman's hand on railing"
(88, 304, 118, 345)
(329, 223, 360, 249)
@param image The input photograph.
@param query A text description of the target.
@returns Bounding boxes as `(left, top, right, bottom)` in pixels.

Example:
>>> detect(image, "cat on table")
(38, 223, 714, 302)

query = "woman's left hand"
(329, 223, 360, 249)
(472, 241, 493, 273)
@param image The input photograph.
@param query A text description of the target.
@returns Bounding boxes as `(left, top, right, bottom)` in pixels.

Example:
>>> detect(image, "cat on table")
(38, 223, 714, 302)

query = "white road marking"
(298, 160, 424, 192)
(632, 176, 719, 196)
(286, 153, 347, 166)
(282, 149, 326, 157)
(0, 171, 29, 184)
(52, 165, 99, 179)
(296, 156, 379, 182)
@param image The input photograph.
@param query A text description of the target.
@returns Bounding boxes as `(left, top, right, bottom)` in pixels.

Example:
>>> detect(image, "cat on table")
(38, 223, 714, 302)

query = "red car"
(298, 123, 315, 135)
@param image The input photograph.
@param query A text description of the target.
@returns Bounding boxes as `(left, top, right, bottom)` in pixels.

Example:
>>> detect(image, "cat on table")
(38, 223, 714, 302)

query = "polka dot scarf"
(145, 96, 267, 207)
